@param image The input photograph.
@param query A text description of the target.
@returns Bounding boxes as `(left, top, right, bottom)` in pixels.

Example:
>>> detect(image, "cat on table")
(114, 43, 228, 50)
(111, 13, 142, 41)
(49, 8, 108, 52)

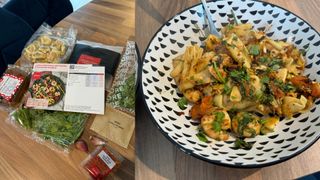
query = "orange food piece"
(311, 83, 320, 98)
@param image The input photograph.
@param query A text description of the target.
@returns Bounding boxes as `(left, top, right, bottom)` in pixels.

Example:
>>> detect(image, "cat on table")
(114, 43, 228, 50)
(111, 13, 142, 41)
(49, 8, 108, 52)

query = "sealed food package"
(106, 41, 137, 114)
(68, 40, 123, 89)
(21, 24, 77, 66)
(0, 65, 30, 110)
(90, 105, 135, 149)
(81, 145, 124, 179)
(9, 108, 88, 152)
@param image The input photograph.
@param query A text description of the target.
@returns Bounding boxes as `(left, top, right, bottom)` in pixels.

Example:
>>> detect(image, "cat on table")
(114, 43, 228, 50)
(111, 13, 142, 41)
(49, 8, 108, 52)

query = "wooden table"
(0, 0, 134, 179)
(135, 0, 320, 179)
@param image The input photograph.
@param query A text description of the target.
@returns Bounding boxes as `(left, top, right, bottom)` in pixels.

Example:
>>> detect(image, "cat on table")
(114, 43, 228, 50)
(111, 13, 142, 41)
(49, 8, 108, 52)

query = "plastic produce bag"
(21, 23, 77, 67)
(106, 41, 137, 115)
(8, 108, 88, 153)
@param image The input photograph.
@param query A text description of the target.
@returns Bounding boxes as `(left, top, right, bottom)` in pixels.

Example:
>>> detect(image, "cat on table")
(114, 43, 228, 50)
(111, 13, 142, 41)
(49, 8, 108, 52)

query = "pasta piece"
(265, 38, 290, 51)
(250, 75, 262, 95)
(205, 34, 221, 51)
(213, 94, 224, 108)
(275, 68, 288, 82)
(224, 33, 252, 68)
(170, 59, 184, 78)
(260, 117, 279, 135)
(223, 23, 254, 44)
(230, 86, 242, 102)
(39, 35, 52, 45)
(282, 95, 308, 118)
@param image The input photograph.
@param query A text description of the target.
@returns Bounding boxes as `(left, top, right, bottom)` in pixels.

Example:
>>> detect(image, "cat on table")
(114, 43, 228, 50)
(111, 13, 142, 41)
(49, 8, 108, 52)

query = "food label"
(26, 98, 49, 108)
(77, 54, 102, 65)
(98, 150, 116, 170)
(0, 74, 23, 101)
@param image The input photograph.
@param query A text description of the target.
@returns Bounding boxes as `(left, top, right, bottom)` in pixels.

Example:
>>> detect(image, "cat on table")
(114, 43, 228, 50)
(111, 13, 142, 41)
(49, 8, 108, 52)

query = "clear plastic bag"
(106, 41, 137, 115)
(8, 107, 88, 153)
(21, 23, 77, 67)
(0, 65, 31, 111)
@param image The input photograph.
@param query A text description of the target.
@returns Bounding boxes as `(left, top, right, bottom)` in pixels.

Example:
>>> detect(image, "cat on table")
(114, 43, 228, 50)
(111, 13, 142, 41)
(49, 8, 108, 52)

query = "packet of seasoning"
(68, 40, 123, 90)
(90, 105, 135, 149)
(0, 65, 30, 110)
(81, 145, 124, 180)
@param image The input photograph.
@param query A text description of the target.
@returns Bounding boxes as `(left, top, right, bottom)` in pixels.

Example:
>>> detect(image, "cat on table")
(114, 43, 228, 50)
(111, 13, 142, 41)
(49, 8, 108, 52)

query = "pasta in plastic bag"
(21, 23, 77, 67)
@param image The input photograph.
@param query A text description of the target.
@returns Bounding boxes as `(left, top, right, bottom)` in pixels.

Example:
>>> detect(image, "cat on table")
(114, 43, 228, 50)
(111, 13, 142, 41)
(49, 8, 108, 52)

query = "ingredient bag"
(8, 108, 88, 152)
(21, 23, 77, 67)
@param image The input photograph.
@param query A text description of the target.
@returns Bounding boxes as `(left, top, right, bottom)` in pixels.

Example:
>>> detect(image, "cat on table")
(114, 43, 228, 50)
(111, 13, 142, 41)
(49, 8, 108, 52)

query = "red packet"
(81, 145, 123, 179)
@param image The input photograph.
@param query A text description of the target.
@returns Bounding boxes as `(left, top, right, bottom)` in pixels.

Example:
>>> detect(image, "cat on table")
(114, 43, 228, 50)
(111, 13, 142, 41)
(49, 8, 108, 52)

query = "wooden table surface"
(0, 0, 135, 179)
(135, 0, 320, 179)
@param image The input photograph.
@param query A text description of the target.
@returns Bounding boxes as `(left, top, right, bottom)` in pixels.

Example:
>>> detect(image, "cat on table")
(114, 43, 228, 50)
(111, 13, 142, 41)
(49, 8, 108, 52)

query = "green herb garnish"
(212, 61, 226, 83)
(237, 112, 252, 135)
(258, 57, 269, 64)
(259, 119, 267, 124)
(223, 83, 232, 95)
(273, 79, 296, 93)
(299, 47, 309, 56)
(234, 138, 253, 150)
(249, 45, 260, 56)
(226, 24, 234, 31)
(230, 68, 250, 83)
(257, 93, 274, 105)
(177, 97, 188, 110)
(261, 76, 270, 84)
(212, 112, 225, 132)
(196, 132, 209, 143)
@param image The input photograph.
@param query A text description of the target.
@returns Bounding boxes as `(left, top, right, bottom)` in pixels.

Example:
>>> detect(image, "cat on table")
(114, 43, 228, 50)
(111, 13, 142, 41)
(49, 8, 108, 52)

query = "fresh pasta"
(171, 23, 320, 142)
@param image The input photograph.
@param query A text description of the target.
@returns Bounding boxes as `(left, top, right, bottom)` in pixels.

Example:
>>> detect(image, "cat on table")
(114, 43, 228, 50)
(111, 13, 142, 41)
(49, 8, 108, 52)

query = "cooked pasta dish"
(170, 23, 320, 144)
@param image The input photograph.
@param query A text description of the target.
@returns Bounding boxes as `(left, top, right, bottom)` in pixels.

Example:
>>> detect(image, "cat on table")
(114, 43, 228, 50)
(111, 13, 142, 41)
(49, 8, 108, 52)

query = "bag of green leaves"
(106, 41, 137, 115)
(8, 107, 88, 153)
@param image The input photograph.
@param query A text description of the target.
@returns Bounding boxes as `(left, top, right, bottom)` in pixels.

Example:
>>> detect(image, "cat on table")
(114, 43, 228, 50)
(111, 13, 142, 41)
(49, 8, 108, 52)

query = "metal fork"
(200, 0, 220, 37)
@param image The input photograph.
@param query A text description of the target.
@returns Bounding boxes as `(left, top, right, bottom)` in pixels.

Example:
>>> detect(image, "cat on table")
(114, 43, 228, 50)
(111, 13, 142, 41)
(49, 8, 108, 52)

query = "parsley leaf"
(223, 83, 232, 95)
(249, 45, 260, 56)
(215, 112, 225, 122)
(212, 61, 226, 83)
(177, 97, 188, 110)
(258, 57, 269, 64)
(226, 24, 234, 30)
(259, 119, 267, 124)
(196, 132, 209, 143)
(299, 47, 309, 56)
(261, 76, 270, 84)
(234, 138, 253, 150)
(212, 121, 221, 132)
(212, 112, 225, 132)
(230, 69, 250, 83)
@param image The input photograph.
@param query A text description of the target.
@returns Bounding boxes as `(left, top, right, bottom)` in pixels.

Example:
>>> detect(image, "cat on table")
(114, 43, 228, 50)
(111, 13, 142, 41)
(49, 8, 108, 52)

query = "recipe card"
(25, 63, 105, 114)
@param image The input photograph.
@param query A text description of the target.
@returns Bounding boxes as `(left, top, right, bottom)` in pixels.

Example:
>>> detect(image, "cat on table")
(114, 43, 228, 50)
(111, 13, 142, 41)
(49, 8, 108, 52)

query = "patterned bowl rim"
(139, 0, 320, 168)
